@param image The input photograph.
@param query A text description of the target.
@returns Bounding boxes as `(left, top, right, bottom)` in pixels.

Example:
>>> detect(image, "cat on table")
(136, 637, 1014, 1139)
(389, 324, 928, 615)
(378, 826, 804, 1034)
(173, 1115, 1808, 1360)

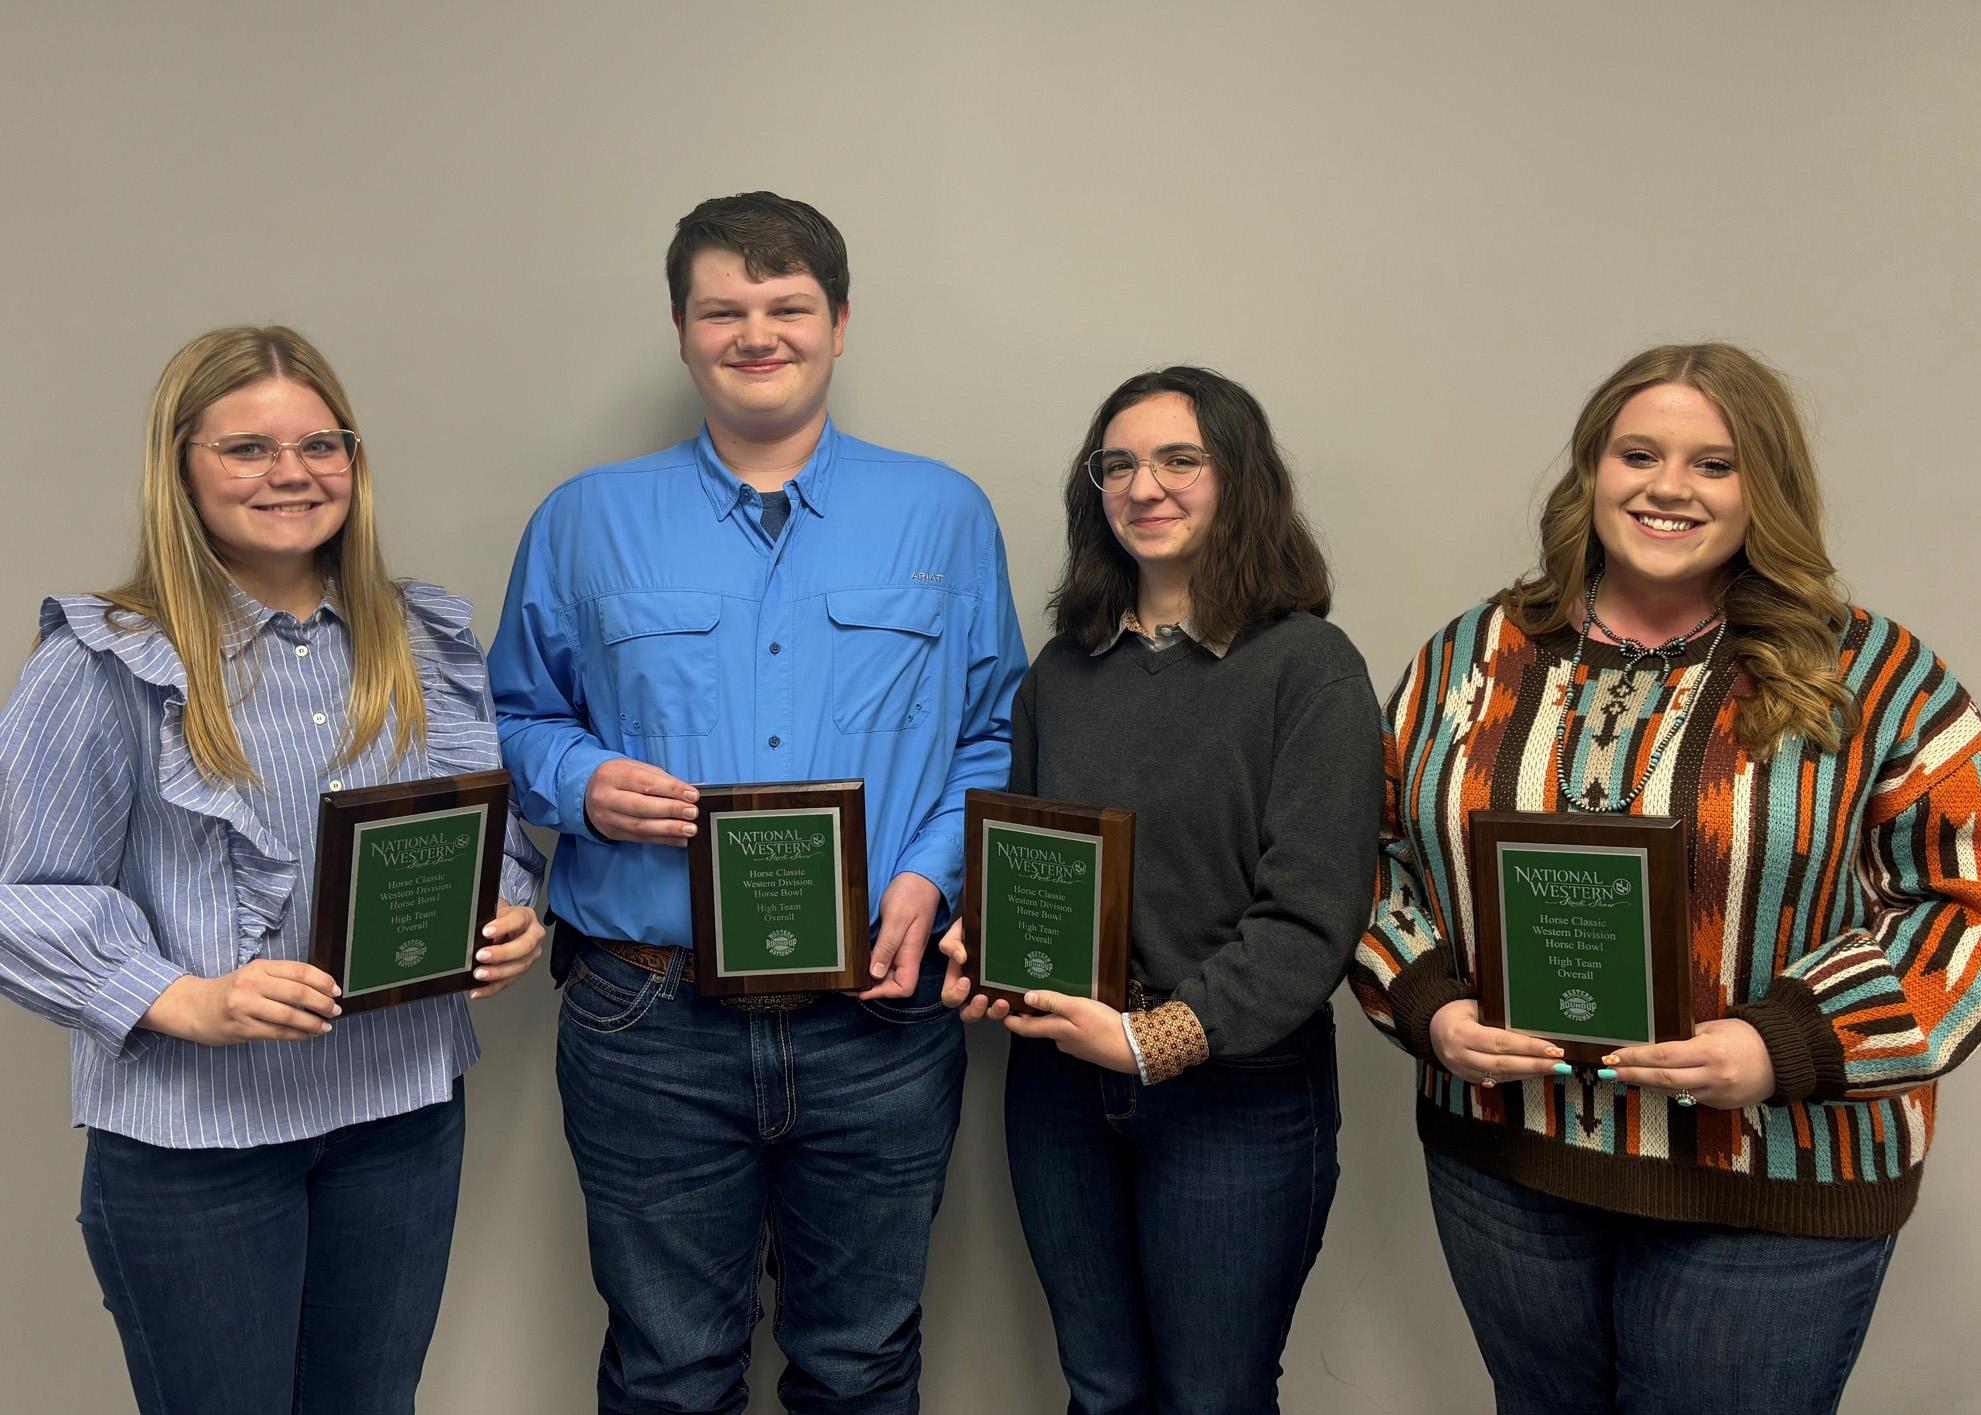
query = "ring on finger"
(1673, 1088, 1697, 1108)
(1481, 1069, 1499, 1089)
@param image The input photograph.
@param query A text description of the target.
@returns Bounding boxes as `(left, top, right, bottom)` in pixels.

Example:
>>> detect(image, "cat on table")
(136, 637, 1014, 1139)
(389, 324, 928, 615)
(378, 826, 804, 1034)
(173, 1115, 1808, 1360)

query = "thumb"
(1023, 990, 1063, 1015)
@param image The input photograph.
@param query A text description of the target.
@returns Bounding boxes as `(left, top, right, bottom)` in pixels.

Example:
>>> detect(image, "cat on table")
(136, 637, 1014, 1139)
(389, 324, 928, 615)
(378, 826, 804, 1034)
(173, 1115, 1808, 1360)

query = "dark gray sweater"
(1009, 612, 1384, 1058)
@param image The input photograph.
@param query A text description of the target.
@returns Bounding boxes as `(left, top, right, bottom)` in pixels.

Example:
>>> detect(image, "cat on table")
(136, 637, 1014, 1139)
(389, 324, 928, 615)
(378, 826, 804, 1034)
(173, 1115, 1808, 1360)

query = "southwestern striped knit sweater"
(1350, 601, 1981, 1237)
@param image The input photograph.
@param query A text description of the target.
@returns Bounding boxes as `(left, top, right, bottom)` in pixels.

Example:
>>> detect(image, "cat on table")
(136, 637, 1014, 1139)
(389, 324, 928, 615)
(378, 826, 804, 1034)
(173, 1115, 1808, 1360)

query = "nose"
(1125, 460, 1169, 502)
(1645, 458, 1693, 502)
(265, 447, 314, 485)
(737, 311, 777, 351)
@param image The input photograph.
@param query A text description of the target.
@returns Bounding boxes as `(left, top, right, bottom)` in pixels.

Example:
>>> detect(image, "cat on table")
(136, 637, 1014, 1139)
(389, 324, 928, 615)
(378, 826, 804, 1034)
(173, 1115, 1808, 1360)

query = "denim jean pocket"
(1211, 1006, 1335, 1073)
(857, 945, 952, 1024)
(560, 945, 667, 1033)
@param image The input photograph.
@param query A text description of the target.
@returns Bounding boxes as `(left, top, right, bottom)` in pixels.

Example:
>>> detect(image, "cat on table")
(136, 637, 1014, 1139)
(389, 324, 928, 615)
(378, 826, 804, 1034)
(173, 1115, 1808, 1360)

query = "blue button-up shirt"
(490, 419, 1026, 946)
(0, 584, 543, 1147)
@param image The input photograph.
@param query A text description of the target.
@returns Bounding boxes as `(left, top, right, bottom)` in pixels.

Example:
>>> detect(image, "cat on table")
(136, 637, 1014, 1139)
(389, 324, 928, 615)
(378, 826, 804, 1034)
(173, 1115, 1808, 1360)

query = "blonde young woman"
(1352, 343, 1981, 1414)
(0, 327, 545, 1415)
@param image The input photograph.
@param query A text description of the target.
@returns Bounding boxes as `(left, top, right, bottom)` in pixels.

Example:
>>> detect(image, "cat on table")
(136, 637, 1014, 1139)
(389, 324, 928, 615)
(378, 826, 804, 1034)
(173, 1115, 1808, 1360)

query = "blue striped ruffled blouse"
(0, 581, 543, 1147)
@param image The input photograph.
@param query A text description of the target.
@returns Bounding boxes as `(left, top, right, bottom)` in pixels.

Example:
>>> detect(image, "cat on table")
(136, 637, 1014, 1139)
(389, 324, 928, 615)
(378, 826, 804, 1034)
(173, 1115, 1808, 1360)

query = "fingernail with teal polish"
(1597, 1068, 1619, 1082)
(1552, 1062, 1574, 1076)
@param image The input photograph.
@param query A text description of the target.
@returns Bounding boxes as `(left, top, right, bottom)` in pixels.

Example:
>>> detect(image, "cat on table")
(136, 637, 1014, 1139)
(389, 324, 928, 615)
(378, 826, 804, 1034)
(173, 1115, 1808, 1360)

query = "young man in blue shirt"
(490, 192, 1026, 1414)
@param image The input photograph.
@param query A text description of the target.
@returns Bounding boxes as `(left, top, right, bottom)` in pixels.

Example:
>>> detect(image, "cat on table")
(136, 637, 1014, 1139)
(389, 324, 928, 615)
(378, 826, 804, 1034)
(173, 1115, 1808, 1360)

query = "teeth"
(1635, 514, 1696, 532)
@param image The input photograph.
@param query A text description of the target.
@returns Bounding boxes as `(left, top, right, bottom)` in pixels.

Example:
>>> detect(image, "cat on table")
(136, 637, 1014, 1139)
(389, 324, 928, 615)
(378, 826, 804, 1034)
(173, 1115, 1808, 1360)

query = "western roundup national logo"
(766, 929, 798, 957)
(1559, 988, 1597, 1021)
(1023, 950, 1053, 978)
(994, 839, 1089, 885)
(368, 829, 475, 869)
(1512, 864, 1634, 908)
(729, 828, 828, 861)
(395, 939, 429, 969)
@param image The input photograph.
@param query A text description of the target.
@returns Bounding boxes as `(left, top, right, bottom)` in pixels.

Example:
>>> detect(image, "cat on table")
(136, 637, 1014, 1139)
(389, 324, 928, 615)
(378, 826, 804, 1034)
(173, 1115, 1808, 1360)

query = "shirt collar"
(220, 579, 342, 659)
(694, 416, 839, 523)
(1089, 608, 1231, 660)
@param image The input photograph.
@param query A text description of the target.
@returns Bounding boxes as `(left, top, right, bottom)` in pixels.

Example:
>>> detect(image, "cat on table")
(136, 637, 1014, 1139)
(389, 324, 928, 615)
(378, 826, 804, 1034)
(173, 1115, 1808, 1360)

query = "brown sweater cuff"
(1127, 1001, 1210, 1084)
(1731, 976, 1848, 1104)
(1388, 950, 1475, 1065)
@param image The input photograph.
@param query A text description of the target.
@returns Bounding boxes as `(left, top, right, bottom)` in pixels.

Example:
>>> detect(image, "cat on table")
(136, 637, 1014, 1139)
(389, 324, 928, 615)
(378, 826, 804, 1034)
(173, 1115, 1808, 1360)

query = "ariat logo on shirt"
(910, 571, 944, 583)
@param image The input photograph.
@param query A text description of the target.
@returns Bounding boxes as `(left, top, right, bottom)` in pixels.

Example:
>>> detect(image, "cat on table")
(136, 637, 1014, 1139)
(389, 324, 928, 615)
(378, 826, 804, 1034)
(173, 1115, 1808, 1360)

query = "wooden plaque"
(1469, 810, 1692, 1064)
(961, 788, 1133, 1015)
(687, 779, 870, 996)
(308, 769, 510, 1015)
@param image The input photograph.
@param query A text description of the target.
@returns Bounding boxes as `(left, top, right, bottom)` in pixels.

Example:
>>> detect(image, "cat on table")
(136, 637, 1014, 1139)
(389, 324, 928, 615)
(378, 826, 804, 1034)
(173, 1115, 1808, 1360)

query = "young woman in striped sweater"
(0, 327, 545, 1415)
(1352, 343, 1981, 1414)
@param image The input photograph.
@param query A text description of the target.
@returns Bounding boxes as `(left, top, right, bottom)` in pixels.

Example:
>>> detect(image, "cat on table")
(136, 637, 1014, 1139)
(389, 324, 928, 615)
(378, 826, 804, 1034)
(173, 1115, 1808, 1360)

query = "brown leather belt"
(589, 934, 815, 1014)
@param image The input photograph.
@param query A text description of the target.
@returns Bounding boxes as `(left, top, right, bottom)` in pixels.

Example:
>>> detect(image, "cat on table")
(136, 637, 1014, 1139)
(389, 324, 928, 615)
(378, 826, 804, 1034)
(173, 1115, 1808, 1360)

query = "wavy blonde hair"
(1497, 343, 1856, 758)
(103, 326, 425, 784)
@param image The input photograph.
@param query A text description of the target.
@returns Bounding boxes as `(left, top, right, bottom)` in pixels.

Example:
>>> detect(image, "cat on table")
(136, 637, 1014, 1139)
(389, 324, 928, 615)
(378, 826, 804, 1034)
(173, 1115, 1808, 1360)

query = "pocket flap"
(598, 591, 722, 643)
(825, 587, 945, 638)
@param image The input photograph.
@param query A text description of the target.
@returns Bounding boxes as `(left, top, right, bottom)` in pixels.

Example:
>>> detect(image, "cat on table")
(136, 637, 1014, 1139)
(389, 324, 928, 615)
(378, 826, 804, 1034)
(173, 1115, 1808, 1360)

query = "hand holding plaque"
(308, 769, 511, 1014)
(1468, 811, 1692, 1065)
(960, 789, 1133, 1015)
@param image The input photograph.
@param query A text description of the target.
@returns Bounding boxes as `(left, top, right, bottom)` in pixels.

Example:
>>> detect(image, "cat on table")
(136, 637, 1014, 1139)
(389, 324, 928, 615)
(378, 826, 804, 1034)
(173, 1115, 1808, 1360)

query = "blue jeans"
(77, 1081, 465, 1415)
(1425, 1150, 1897, 1415)
(1003, 1007, 1341, 1415)
(556, 939, 965, 1415)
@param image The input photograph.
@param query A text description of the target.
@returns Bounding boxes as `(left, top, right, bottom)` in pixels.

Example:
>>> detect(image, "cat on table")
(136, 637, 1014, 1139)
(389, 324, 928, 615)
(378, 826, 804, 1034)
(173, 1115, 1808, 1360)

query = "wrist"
(138, 975, 207, 1041)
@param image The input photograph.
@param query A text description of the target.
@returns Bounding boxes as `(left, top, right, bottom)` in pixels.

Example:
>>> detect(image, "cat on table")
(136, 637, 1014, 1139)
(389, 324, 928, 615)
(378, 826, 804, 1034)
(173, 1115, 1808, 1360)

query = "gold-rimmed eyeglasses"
(187, 429, 360, 479)
(1086, 443, 1210, 493)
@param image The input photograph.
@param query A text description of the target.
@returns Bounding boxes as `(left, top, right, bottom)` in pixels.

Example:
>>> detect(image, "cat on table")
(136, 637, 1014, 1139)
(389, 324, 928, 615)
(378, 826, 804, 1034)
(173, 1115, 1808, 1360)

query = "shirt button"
(312, 712, 327, 725)
(328, 779, 343, 791)
(768, 642, 781, 654)
(767, 735, 780, 749)
(295, 645, 309, 658)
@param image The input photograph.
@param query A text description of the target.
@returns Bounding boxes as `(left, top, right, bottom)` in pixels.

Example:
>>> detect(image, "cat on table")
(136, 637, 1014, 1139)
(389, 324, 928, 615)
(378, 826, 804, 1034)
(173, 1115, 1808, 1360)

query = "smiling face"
(1591, 381, 1751, 610)
(182, 376, 352, 589)
(1100, 391, 1221, 585)
(674, 248, 847, 446)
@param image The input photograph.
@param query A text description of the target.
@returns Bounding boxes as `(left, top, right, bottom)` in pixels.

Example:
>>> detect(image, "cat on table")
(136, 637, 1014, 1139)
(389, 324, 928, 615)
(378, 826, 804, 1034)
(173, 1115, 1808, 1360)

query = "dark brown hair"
(1048, 367, 1333, 650)
(665, 191, 850, 318)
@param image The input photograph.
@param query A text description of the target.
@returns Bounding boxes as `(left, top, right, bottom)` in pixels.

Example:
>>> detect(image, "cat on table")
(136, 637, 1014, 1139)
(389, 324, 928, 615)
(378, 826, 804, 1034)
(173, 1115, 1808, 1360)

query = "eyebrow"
(690, 290, 821, 311)
(1609, 432, 1737, 457)
(1101, 442, 1207, 454)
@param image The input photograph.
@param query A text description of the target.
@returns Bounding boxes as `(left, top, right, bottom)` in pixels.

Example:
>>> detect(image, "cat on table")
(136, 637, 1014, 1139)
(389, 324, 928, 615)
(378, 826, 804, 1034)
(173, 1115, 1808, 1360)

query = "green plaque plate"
(962, 790, 1132, 1013)
(1470, 811, 1691, 1063)
(308, 770, 510, 1014)
(687, 780, 870, 996)
(712, 807, 847, 975)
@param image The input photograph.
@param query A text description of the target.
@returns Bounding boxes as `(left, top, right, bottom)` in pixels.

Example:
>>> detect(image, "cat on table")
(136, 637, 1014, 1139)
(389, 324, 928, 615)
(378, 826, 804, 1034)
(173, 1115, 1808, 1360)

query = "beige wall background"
(2, 2, 1977, 1410)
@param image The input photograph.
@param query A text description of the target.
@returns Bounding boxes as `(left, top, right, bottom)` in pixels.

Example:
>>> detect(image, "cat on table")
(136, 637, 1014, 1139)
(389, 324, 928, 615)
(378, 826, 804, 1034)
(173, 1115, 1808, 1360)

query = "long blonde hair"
(1497, 343, 1856, 758)
(104, 326, 425, 784)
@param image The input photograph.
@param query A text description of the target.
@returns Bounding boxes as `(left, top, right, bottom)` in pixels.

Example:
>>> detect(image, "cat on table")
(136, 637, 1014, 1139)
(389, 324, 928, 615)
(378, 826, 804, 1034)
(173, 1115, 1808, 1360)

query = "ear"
(831, 299, 849, 358)
(672, 306, 688, 361)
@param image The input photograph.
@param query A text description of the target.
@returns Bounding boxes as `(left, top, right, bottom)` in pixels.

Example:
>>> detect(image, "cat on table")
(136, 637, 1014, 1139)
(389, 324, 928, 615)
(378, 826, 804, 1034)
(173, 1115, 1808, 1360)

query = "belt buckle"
(1126, 979, 1157, 1012)
(720, 992, 815, 1014)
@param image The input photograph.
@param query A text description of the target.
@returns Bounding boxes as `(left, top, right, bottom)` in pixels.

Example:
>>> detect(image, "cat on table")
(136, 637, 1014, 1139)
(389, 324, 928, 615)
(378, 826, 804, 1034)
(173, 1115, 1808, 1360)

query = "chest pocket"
(827, 587, 946, 733)
(597, 591, 722, 738)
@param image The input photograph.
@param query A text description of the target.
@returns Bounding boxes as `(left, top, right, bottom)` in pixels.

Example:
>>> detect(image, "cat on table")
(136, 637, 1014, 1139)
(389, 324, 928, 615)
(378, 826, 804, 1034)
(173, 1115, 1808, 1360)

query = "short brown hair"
(1049, 367, 1333, 651)
(665, 191, 850, 318)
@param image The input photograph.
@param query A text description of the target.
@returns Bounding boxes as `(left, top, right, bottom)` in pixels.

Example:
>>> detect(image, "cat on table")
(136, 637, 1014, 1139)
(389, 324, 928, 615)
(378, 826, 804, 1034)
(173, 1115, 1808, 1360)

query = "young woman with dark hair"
(941, 366, 1383, 1414)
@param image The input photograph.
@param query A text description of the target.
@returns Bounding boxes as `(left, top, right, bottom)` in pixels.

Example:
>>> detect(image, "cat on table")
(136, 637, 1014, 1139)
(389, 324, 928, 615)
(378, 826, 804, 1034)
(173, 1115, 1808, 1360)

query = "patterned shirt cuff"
(1125, 1000, 1210, 1084)
(1121, 1012, 1150, 1083)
